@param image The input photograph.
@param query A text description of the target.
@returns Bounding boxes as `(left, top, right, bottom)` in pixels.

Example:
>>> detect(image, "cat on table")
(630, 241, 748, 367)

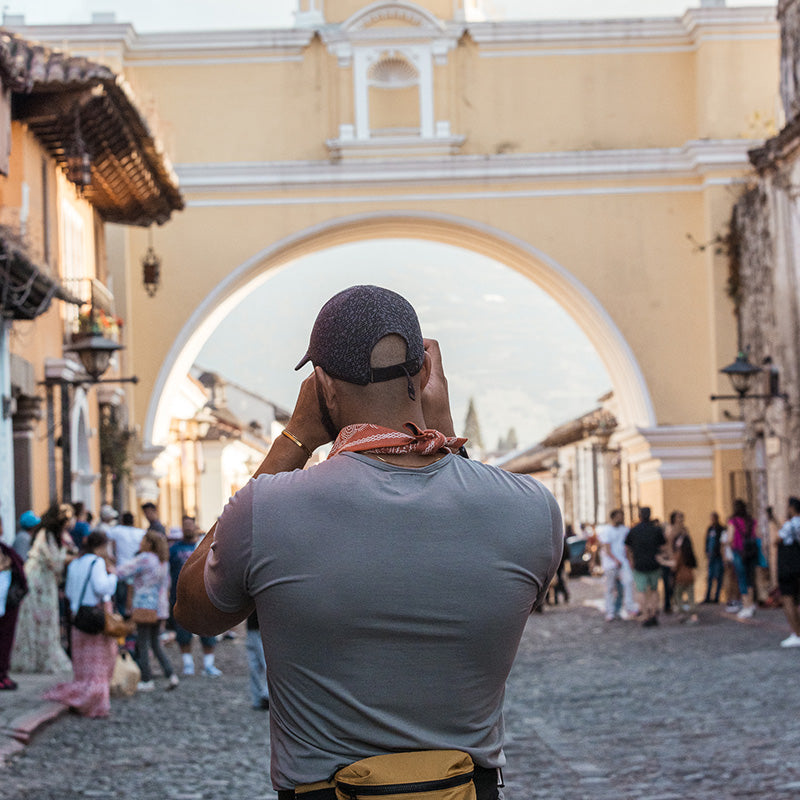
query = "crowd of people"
(0, 501, 269, 716)
(2, 492, 798, 717)
(586, 497, 800, 646)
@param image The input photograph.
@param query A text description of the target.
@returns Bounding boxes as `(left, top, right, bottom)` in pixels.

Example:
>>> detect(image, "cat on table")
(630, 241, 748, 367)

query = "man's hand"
(284, 369, 333, 454)
(421, 338, 456, 437)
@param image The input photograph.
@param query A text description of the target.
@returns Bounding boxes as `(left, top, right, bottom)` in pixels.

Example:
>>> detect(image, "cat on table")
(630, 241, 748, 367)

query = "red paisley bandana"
(328, 422, 467, 459)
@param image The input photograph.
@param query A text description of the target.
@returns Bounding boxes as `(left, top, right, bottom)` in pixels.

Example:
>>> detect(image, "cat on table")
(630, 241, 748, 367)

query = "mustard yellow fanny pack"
(297, 750, 477, 800)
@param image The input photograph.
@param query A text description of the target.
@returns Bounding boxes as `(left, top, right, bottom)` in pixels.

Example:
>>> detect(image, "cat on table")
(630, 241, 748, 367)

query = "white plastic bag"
(111, 650, 141, 697)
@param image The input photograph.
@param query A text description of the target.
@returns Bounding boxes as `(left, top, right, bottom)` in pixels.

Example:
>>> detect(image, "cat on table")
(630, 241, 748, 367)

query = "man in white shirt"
(108, 511, 145, 615)
(108, 512, 145, 566)
(597, 509, 638, 621)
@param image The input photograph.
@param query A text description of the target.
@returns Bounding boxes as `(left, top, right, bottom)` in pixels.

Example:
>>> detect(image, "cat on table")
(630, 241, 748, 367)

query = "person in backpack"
(776, 496, 800, 648)
(728, 499, 759, 619)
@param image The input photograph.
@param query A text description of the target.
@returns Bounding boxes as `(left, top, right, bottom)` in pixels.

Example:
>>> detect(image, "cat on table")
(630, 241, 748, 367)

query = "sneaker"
(137, 680, 155, 692)
(167, 673, 179, 689)
(780, 633, 800, 648)
(203, 664, 222, 678)
(0, 676, 18, 691)
(737, 605, 755, 619)
(604, 614, 616, 622)
(182, 663, 195, 676)
(725, 601, 742, 613)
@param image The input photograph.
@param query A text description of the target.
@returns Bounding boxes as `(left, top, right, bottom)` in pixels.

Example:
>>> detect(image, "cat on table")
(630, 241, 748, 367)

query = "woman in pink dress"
(44, 531, 118, 717)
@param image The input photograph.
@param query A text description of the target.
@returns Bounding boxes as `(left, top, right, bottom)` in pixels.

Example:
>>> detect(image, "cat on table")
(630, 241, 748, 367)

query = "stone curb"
(0, 701, 67, 766)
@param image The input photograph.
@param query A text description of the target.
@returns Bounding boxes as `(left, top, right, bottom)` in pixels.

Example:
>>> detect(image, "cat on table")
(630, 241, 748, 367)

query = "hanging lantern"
(142, 245, 161, 297)
(67, 113, 92, 190)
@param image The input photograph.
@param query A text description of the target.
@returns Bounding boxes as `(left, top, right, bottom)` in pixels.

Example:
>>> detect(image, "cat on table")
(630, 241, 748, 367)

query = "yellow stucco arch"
(144, 211, 656, 448)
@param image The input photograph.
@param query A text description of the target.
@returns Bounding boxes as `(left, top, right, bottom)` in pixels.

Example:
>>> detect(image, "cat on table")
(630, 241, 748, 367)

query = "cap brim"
(294, 353, 311, 371)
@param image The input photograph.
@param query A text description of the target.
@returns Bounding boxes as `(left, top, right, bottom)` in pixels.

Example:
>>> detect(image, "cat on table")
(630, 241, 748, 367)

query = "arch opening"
(145, 212, 656, 449)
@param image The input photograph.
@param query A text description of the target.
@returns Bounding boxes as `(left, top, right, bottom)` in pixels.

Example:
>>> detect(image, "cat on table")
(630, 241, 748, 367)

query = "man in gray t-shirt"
(175, 285, 562, 798)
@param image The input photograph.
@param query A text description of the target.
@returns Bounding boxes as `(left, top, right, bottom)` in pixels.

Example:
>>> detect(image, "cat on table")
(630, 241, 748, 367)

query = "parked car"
(566, 535, 592, 576)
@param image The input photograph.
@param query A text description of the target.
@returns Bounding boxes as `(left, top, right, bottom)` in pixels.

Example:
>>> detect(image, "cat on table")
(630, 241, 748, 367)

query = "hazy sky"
(8, 1, 776, 29)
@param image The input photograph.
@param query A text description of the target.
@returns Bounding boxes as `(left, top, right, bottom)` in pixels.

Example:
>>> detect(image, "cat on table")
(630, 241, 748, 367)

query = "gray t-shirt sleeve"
(204, 478, 255, 613)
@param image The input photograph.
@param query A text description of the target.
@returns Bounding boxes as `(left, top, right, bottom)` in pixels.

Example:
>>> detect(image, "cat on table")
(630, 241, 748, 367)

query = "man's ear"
(315, 366, 337, 411)
(419, 350, 432, 392)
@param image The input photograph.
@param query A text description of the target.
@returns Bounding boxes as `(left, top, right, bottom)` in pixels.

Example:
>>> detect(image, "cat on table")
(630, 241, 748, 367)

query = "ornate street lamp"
(711, 351, 787, 402)
(710, 349, 788, 583)
(44, 330, 137, 505)
(720, 351, 762, 398)
(66, 334, 122, 381)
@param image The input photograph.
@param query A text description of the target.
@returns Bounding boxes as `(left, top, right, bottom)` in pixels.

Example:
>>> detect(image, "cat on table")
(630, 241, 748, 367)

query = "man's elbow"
(174, 586, 251, 636)
(173, 598, 197, 633)
(174, 572, 213, 635)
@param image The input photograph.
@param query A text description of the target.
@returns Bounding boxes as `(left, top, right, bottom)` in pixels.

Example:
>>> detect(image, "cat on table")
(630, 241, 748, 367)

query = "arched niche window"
(367, 53, 420, 137)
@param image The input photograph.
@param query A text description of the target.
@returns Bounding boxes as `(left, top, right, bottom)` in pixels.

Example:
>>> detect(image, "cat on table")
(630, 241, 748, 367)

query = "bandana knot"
(328, 422, 467, 459)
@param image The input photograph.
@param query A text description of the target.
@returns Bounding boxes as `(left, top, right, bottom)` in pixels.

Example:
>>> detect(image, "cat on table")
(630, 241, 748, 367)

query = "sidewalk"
(0, 673, 67, 765)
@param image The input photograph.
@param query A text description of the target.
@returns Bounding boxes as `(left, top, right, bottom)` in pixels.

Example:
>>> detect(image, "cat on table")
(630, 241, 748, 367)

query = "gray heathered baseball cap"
(295, 285, 424, 390)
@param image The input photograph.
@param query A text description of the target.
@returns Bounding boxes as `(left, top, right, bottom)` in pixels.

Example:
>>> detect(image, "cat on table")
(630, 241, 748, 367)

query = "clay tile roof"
(0, 30, 182, 226)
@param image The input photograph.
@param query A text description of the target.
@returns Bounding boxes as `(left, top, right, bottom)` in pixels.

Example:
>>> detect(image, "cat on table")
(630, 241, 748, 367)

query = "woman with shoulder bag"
(117, 530, 177, 691)
(43, 531, 118, 717)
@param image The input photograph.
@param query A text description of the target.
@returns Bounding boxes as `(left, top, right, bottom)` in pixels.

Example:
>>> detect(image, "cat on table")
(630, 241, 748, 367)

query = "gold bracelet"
(281, 429, 313, 459)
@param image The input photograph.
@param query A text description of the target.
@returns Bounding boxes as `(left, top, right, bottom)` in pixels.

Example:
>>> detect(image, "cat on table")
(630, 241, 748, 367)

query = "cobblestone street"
(3, 576, 800, 799)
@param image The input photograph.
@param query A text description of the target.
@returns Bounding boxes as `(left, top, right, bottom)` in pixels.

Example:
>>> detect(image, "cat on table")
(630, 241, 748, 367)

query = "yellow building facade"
(11, 1, 781, 534)
(0, 32, 181, 539)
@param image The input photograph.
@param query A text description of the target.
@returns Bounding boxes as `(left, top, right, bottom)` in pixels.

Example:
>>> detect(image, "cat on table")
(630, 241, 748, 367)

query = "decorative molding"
(467, 7, 777, 48)
(96, 385, 126, 406)
(342, 1, 445, 33)
(44, 357, 83, 383)
(618, 422, 745, 483)
(175, 139, 759, 194)
(326, 134, 465, 159)
(5, 23, 315, 62)
(6, 7, 775, 63)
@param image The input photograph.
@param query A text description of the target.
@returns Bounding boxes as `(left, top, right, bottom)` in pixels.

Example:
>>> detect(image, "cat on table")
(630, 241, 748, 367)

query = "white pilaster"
(416, 48, 434, 138)
(353, 48, 371, 140)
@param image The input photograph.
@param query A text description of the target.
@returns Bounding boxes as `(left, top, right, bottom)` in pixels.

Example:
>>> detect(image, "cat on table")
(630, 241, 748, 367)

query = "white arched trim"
(144, 212, 656, 447)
